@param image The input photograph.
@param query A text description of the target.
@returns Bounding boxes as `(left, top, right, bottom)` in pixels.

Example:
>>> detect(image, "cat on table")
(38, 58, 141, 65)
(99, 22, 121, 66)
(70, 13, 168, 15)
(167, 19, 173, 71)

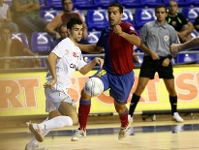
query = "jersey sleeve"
(140, 24, 148, 43)
(123, 22, 138, 35)
(51, 39, 71, 58)
(76, 52, 87, 70)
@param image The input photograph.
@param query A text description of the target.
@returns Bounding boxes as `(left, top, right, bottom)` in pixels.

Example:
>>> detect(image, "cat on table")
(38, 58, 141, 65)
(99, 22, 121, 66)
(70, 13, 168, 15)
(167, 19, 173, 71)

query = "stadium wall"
(0, 65, 199, 117)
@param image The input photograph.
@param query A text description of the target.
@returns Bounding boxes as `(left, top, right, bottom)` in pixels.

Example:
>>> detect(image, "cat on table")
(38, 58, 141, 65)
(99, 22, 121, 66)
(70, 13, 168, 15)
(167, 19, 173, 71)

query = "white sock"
(42, 116, 73, 130)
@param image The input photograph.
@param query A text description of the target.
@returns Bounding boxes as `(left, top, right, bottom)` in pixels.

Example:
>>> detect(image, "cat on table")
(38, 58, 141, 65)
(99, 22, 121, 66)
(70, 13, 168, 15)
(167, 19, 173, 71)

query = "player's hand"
(162, 58, 170, 67)
(43, 79, 57, 89)
(170, 43, 181, 53)
(37, 59, 42, 67)
(33, 58, 42, 67)
(113, 25, 123, 36)
(150, 51, 159, 60)
(95, 57, 104, 68)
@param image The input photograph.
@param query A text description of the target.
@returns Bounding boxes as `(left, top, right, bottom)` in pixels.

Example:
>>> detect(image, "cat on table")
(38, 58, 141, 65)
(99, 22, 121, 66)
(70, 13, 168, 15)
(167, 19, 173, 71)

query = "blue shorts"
(92, 69, 134, 104)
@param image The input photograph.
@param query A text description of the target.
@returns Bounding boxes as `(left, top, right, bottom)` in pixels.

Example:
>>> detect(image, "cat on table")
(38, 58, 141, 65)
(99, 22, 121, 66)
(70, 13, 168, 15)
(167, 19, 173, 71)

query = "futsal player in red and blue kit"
(71, 2, 159, 141)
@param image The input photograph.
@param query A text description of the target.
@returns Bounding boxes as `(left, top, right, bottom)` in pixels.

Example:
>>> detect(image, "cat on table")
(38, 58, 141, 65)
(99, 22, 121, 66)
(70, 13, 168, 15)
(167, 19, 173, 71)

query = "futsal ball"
(84, 77, 104, 97)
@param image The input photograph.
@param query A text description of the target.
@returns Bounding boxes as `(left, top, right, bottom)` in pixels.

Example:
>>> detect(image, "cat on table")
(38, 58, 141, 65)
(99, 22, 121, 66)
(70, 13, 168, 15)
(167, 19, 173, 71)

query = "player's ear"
(120, 12, 123, 18)
(67, 29, 71, 35)
(165, 11, 168, 17)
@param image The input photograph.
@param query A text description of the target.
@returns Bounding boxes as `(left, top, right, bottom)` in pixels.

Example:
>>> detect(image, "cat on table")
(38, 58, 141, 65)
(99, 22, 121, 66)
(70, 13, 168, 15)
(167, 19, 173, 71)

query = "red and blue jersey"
(97, 22, 138, 75)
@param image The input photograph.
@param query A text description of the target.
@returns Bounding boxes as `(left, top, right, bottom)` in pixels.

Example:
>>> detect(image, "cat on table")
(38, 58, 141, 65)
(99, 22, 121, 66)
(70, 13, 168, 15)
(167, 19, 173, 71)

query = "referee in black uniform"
(129, 4, 184, 122)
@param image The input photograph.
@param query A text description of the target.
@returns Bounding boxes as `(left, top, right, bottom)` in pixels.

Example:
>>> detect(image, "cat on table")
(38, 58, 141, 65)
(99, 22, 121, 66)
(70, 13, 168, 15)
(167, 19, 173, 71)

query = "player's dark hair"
(155, 4, 167, 13)
(62, 0, 73, 6)
(108, 2, 123, 13)
(67, 17, 82, 30)
(168, 0, 178, 7)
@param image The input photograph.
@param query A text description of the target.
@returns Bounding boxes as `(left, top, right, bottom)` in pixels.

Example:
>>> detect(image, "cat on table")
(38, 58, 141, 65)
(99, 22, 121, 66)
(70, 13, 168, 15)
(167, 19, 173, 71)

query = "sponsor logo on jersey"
(164, 35, 169, 41)
(73, 52, 77, 57)
(65, 49, 69, 54)
(130, 26, 135, 31)
(171, 21, 177, 26)
(70, 63, 77, 69)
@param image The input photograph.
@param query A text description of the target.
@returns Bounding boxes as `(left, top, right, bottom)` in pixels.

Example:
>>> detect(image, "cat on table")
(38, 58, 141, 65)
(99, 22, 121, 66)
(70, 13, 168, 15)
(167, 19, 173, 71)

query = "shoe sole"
(25, 144, 48, 150)
(172, 118, 184, 123)
(71, 136, 86, 141)
(29, 124, 44, 142)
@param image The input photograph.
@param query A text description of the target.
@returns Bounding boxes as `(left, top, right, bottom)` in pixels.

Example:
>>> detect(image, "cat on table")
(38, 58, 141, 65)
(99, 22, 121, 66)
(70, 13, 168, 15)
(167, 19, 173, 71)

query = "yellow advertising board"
(0, 65, 199, 117)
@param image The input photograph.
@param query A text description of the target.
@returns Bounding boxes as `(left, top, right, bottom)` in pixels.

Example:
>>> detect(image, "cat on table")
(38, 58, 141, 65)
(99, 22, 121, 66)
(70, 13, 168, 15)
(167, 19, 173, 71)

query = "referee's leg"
(129, 77, 150, 117)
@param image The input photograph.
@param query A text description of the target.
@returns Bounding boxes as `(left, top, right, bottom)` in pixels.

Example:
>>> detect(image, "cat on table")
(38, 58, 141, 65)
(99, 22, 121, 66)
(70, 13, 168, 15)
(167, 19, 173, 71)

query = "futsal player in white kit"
(25, 17, 104, 150)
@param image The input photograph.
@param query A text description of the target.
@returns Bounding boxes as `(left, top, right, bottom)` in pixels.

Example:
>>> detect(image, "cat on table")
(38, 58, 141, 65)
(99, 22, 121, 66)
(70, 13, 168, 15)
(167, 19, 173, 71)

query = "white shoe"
(25, 143, 47, 150)
(118, 126, 131, 140)
(71, 129, 86, 141)
(173, 112, 184, 122)
(127, 127, 134, 136)
(118, 116, 132, 141)
(29, 123, 44, 142)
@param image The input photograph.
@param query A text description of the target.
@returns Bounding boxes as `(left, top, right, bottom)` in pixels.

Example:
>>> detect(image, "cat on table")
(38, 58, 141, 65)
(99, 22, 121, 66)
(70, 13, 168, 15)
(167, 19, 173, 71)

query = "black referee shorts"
(139, 56, 174, 79)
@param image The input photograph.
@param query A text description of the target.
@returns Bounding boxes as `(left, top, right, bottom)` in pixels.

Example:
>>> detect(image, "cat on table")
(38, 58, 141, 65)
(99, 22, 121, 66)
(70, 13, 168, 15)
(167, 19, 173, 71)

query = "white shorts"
(45, 84, 76, 112)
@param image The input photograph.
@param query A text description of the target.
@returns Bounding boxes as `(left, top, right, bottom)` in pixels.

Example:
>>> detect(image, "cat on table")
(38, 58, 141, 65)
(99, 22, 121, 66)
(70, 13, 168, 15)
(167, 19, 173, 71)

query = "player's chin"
(109, 22, 115, 26)
(76, 38, 82, 42)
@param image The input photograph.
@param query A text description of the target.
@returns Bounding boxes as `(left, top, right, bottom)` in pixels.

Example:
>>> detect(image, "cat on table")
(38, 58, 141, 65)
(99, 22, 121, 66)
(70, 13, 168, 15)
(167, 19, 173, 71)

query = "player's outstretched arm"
(121, 33, 141, 47)
(77, 43, 103, 53)
(79, 57, 104, 75)
(171, 37, 199, 52)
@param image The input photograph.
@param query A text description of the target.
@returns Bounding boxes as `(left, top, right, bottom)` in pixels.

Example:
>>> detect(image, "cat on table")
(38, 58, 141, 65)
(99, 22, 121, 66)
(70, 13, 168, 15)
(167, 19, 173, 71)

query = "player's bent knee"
(114, 102, 126, 114)
(49, 110, 60, 119)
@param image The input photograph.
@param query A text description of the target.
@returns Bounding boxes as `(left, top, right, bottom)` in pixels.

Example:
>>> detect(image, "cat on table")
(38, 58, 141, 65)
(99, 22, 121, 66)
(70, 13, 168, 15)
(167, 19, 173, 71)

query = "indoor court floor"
(0, 114, 199, 150)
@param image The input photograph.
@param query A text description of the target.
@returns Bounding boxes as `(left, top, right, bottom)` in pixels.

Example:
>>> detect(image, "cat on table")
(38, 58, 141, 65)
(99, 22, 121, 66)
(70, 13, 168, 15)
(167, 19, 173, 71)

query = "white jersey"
(46, 38, 87, 90)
